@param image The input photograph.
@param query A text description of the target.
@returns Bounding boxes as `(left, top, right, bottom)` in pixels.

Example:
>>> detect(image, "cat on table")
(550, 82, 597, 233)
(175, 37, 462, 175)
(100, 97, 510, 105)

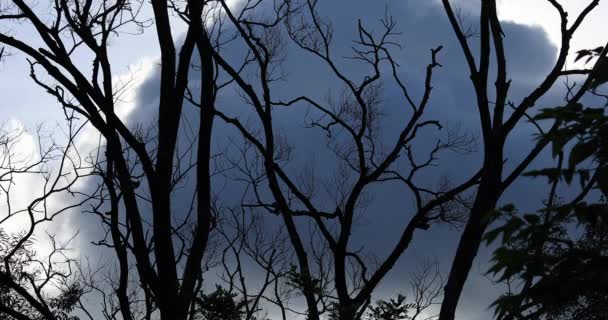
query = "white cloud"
(0, 119, 83, 278)
(436, 0, 606, 67)
(499, 0, 606, 47)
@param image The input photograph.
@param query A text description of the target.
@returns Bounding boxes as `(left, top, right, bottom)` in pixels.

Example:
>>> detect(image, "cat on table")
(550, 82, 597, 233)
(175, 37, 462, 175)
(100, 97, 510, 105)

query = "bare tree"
(212, 207, 294, 320)
(365, 259, 443, 320)
(1, 0, 604, 319)
(0, 118, 93, 319)
(0, 1, 222, 319)
(205, 1, 605, 319)
(207, 1, 480, 319)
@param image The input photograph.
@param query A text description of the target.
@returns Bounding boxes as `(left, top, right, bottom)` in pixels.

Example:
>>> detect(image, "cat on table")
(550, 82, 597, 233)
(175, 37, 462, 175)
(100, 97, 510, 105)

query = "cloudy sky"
(0, 0, 606, 319)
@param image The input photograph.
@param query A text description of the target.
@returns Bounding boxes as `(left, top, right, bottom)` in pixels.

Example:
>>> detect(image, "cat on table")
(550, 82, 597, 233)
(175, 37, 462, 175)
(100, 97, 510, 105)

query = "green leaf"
(598, 167, 608, 196)
(524, 168, 561, 184)
(523, 214, 540, 225)
(568, 141, 595, 170)
(575, 49, 592, 63)
(591, 56, 608, 89)
(484, 227, 504, 245)
(563, 169, 574, 184)
(578, 169, 590, 190)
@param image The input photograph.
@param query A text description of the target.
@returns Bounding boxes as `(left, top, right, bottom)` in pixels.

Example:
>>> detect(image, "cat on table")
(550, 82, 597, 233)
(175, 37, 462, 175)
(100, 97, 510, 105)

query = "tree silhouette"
(436, 2, 602, 319)
(0, 1, 218, 319)
(0, 0, 605, 319)
(209, 1, 478, 318)
(485, 46, 608, 320)
(0, 120, 91, 320)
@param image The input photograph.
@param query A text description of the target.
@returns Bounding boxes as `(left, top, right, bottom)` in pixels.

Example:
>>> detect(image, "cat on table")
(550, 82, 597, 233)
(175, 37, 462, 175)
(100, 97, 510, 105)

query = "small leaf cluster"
(575, 46, 608, 89)
(194, 285, 251, 320)
(286, 264, 324, 296)
(0, 230, 82, 320)
(528, 103, 608, 190)
(366, 294, 415, 320)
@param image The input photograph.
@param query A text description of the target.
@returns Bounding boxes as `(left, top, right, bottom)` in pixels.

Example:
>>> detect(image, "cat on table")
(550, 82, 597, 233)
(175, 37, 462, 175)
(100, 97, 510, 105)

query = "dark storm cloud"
(115, 1, 561, 318)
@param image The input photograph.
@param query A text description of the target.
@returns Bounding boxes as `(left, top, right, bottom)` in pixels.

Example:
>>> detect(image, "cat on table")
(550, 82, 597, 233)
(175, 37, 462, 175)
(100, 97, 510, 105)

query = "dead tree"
(0, 118, 93, 319)
(211, 207, 295, 320)
(0, 1, 221, 319)
(2, 0, 602, 319)
(209, 1, 480, 319)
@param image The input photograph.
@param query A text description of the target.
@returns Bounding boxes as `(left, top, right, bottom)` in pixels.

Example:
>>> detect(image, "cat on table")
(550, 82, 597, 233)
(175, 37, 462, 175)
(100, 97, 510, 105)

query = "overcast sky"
(0, 0, 605, 319)
(2, 0, 605, 122)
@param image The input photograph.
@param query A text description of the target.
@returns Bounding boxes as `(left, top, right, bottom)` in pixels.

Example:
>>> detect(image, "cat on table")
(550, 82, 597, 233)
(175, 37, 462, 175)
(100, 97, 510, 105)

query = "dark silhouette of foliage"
(486, 47, 608, 320)
(365, 295, 413, 320)
(0, 1, 604, 319)
(0, 231, 83, 320)
(486, 204, 608, 320)
(435, 2, 602, 319)
(575, 46, 608, 89)
(194, 286, 248, 320)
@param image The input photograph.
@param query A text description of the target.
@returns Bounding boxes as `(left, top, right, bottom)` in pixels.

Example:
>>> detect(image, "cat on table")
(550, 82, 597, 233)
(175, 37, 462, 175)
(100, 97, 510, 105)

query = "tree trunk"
(438, 171, 502, 320)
